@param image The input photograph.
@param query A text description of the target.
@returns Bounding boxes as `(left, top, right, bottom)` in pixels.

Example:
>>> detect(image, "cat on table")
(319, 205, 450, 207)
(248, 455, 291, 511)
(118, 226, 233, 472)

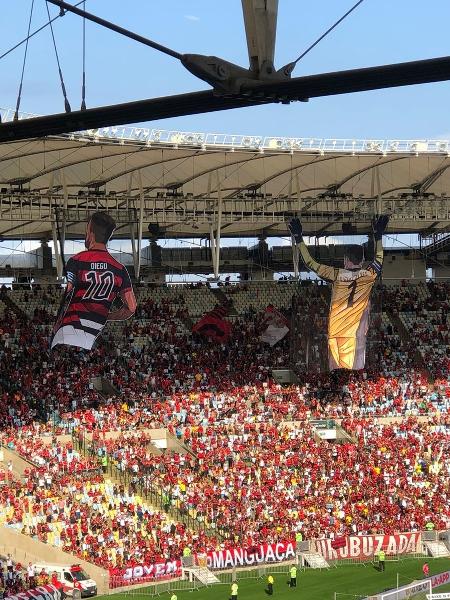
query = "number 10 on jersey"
(83, 270, 115, 300)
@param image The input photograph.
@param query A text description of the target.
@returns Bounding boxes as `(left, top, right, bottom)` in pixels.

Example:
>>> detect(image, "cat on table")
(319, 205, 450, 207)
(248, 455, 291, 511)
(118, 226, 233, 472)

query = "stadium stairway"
(209, 287, 239, 315)
(423, 540, 450, 557)
(77, 434, 218, 539)
(166, 431, 197, 458)
(384, 310, 430, 378)
(91, 433, 226, 541)
(336, 425, 357, 444)
(90, 376, 121, 400)
(181, 313, 194, 330)
(183, 565, 220, 585)
(300, 552, 330, 569)
(0, 291, 28, 321)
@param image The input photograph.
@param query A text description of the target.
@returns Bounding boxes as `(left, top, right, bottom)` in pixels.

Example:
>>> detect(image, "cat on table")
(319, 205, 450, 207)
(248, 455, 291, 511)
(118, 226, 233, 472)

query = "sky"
(2, 0, 450, 137)
(0, 0, 448, 265)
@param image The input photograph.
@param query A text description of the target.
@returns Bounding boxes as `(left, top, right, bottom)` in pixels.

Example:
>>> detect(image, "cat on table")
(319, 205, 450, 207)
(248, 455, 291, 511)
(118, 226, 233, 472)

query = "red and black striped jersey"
(51, 249, 132, 350)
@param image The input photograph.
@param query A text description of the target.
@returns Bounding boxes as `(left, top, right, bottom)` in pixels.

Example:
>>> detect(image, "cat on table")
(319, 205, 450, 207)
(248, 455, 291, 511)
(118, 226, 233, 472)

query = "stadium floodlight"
(411, 141, 428, 153)
(268, 138, 283, 149)
(365, 140, 383, 152)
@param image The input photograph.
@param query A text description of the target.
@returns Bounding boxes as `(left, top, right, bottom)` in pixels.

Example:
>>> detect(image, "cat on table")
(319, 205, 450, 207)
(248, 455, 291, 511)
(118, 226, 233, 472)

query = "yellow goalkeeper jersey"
(298, 240, 383, 370)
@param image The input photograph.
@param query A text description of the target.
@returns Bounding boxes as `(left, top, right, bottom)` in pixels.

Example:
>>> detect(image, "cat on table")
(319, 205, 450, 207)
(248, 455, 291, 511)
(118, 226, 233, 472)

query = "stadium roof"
(0, 122, 449, 240)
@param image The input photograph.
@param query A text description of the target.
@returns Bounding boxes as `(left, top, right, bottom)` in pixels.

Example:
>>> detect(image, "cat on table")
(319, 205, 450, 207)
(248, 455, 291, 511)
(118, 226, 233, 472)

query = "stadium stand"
(0, 281, 449, 583)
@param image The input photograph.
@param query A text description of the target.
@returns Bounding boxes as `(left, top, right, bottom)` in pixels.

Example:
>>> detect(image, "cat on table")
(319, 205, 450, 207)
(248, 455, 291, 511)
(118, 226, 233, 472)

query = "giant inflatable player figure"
(289, 215, 389, 370)
(51, 212, 137, 350)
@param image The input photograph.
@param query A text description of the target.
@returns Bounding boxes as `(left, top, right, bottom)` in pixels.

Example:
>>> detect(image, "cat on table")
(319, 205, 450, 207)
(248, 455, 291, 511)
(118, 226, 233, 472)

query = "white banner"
(207, 541, 296, 570)
(260, 306, 289, 347)
(431, 571, 450, 590)
(260, 323, 289, 346)
(364, 569, 450, 600)
(314, 532, 421, 561)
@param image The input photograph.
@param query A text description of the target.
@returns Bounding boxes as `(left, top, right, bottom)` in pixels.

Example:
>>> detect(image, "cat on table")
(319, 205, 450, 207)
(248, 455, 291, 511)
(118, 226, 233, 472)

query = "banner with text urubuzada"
(313, 532, 421, 561)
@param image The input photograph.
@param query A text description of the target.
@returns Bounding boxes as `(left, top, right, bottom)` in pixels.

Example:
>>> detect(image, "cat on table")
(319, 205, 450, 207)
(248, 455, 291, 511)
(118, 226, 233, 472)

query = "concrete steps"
(183, 566, 220, 585)
(385, 309, 429, 376)
(301, 552, 330, 569)
(209, 287, 238, 315)
(0, 291, 28, 321)
(423, 540, 450, 557)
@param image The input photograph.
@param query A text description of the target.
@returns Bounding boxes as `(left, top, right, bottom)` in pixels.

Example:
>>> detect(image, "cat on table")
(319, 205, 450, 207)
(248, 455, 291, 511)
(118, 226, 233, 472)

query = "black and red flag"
(192, 305, 231, 343)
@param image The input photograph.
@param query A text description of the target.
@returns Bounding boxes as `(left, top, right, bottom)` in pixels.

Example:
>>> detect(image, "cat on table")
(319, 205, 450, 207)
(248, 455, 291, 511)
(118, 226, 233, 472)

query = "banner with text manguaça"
(206, 541, 296, 570)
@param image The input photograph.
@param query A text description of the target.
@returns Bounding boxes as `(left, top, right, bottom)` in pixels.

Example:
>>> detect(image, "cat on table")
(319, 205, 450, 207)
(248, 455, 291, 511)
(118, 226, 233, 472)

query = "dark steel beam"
(1, 55, 450, 142)
(241, 55, 450, 99)
(0, 91, 262, 142)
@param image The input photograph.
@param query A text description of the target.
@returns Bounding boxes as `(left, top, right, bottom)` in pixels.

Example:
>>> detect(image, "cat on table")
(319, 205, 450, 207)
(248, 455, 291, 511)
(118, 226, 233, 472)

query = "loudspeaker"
(148, 223, 161, 236)
(342, 223, 357, 235)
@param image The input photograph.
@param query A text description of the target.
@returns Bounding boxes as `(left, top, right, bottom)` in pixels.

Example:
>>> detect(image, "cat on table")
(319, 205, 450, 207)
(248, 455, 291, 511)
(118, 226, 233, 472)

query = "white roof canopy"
(0, 130, 449, 240)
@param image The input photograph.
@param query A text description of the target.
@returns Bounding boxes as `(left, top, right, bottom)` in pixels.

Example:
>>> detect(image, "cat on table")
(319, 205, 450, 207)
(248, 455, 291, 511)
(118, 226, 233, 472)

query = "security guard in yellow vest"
(267, 574, 274, 595)
(377, 549, 386, 572)
(230, 581, 238, 600)
(289, 565, 297, 588)
(101, 454, 108, 473)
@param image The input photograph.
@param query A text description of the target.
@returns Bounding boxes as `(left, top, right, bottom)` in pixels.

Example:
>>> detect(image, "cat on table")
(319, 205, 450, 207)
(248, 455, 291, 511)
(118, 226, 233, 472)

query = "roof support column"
(50, 171, 66, 279)
(210, 179, 223, 279)
(129, 222, 138, 275)
(51, 220, 63, 280)
(292, 237, 299, 279)
(293, 168, 301, 278)
(375, 166, 382, 215)
(371, 165, 382, 216)
(59, 171, 68, 278)
(127, 173, 139, 279)
(136, 170, 145, 280)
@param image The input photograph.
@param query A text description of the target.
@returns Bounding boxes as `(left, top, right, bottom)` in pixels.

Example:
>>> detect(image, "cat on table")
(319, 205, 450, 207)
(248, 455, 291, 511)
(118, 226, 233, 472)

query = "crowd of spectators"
(93, 417, 450, 547)
(0, 280, 449, 575)
(0, 462, 218, 570)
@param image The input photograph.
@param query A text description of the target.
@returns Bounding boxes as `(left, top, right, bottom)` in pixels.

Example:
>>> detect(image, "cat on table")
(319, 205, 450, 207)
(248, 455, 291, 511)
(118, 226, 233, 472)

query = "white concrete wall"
(0, 527, 110, 595)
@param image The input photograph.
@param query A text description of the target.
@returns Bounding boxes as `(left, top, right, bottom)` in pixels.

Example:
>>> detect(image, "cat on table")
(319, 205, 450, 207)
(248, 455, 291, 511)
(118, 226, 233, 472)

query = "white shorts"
(51, 324, 97, 350)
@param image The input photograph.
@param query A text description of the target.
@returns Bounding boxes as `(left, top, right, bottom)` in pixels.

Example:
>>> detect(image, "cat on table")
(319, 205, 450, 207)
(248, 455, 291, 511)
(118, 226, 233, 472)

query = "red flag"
(192, 305, 231, 343)
(331, 536, 347, 550)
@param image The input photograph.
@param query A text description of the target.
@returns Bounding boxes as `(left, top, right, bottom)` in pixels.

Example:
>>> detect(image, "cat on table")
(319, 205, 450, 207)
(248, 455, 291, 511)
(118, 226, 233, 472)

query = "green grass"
(100, 558, 450, 600)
